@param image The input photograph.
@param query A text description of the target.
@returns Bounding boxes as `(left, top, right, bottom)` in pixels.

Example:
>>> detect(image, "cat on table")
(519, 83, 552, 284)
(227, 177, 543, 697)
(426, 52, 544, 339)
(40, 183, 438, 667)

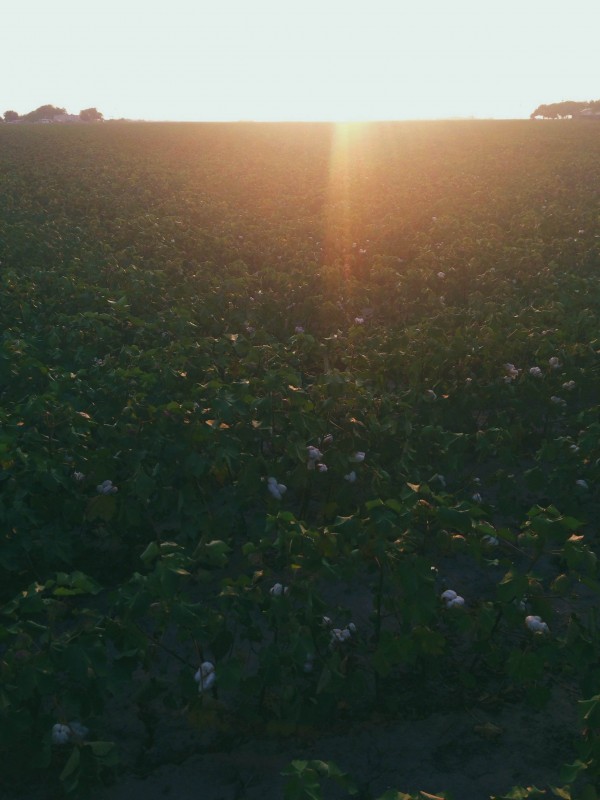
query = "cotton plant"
(269, 582, 289, 596)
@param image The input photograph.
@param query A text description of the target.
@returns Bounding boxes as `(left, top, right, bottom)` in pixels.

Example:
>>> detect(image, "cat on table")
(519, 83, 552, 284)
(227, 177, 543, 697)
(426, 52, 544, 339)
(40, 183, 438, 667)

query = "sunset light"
(3, 0, 599, 121)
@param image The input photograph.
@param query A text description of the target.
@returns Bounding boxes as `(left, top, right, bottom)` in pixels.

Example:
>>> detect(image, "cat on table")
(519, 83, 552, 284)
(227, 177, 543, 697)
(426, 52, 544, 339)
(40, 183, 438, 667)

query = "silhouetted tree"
(22, 104, 66, 122)
(79, 107, 103, 122)
(531, 100, 600, 118)
(3, 110, 20, 122)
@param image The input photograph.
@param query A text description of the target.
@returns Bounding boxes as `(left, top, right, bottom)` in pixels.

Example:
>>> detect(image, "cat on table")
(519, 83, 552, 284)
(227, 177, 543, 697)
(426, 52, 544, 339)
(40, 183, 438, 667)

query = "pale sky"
(3, 0, 599, 121)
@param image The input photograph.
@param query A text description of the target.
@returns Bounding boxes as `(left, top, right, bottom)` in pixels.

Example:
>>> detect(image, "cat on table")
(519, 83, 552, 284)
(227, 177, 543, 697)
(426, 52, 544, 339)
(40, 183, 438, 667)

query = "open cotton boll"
(269, 583, 288, 596)
(195, 661, 216, 692)
(307, 446, 323, 461)
(350, 452, 366, 463)
(330, 628, 352, 644)
(96, 479, 118, 494)
(525, 615, 549, 634)
(440, 589, 457, 601)
(446, 595, 465, 608)
(51, 724, 71, 745)
(344, 471, 357, 483)
(267, 477, 287, 500)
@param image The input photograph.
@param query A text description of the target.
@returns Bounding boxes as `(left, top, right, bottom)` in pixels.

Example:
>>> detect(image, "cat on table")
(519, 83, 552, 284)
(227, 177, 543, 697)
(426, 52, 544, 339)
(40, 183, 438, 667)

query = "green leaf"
(59, 747, 80, 782)
(140, 541, 160, 565)
(89, 741, 117, 760)
(437, 507, 473, 534)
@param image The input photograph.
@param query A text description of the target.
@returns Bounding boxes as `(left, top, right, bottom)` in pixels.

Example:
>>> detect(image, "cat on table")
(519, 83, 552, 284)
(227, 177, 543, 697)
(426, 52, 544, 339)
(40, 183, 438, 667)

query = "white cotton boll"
(525, 615, 549, 634)
(576, 479, 588, 489)
(201, 671, 216, 691)
(96, 480, 118, 494)
(441, 589, 457, 601)
(307, 446, 323, 461)
(563, 381, 576, 390)
(344, 471, 357, 483)
(504, 363, 519, 379)
(472, 493, 483, 503)
(317, 463, 328, 472)
(347, 622, 357, 634)
(267, 478, 287, 500)
(550, 396, 566, 406)
(570, 445, 580, 453)
(72, 472, 85, 482)
(322, 616, 332, 628)
(52, 724, 71, 745)
(548, 357, 561, 369)
(330, 628, 352, 644)
(446, 595, 465, 608)
(295, 325, 305, 334)
(529, 367, 543, 378)
(354, 316, 365, 325)
(195, 661, 216, 692)
(270, 583, 284, 596)
(321, 434, 334, 446)
(351, 452, 366, 463)
(437, 272, 446, 279)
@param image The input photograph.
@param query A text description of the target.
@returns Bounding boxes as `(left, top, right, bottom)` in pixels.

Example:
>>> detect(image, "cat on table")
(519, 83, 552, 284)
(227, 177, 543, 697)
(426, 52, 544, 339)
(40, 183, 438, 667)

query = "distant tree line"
(531, 100, 600, 119)
(1, 104, 103, 123)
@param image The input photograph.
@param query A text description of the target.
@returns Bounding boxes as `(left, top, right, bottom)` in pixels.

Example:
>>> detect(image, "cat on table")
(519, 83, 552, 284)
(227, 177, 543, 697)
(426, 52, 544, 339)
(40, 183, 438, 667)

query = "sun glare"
(323, 123, 379, 276)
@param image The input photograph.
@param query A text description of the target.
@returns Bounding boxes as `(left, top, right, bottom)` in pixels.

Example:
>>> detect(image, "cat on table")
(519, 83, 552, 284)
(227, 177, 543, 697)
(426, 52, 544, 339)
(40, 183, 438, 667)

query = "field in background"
(1, 121, 600, 799)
